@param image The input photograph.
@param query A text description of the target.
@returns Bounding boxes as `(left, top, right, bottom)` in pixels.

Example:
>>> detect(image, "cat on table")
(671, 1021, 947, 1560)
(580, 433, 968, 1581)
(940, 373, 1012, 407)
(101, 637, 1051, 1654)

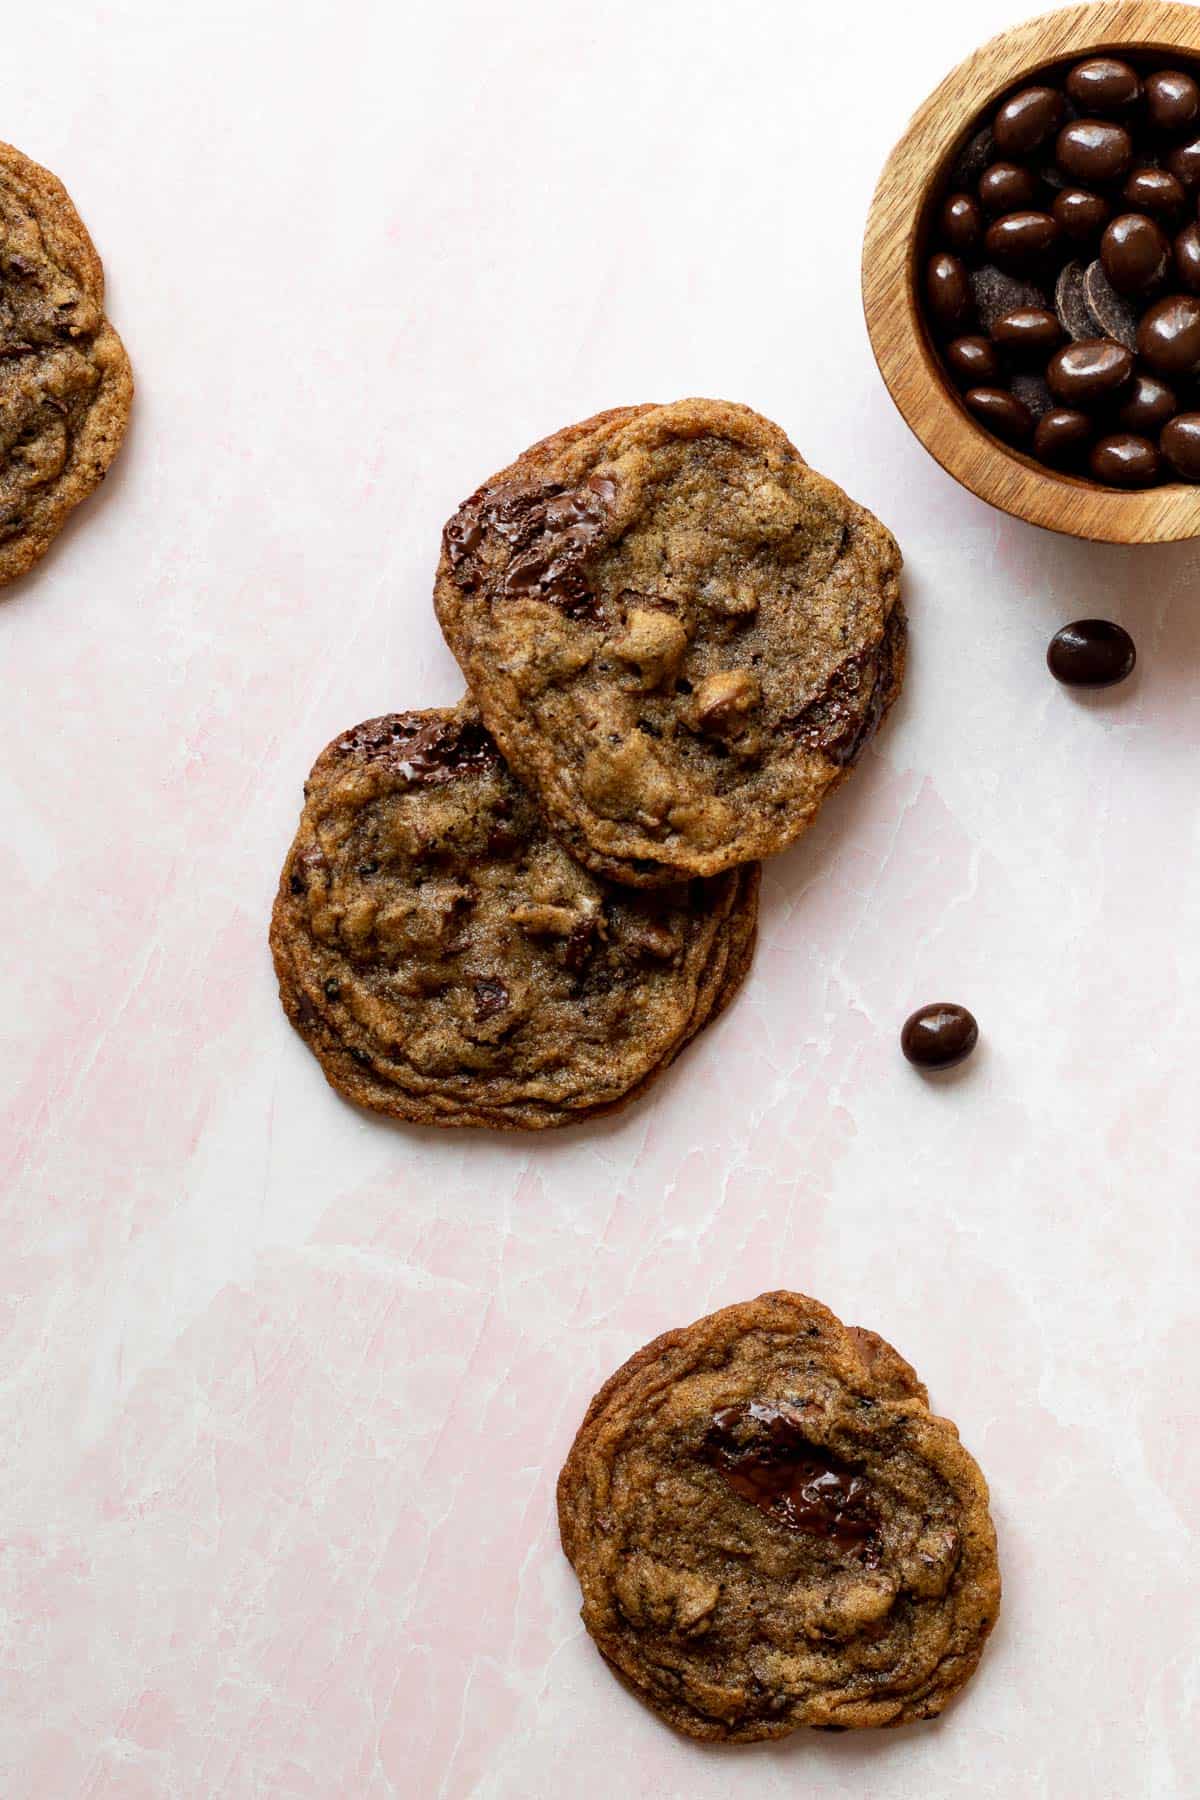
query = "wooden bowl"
(863, 1, 1200, 543)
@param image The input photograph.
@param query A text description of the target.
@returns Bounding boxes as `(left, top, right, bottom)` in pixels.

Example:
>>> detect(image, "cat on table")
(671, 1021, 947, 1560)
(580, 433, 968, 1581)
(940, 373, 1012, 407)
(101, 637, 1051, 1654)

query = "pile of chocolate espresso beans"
(924, 54, 1200, 487)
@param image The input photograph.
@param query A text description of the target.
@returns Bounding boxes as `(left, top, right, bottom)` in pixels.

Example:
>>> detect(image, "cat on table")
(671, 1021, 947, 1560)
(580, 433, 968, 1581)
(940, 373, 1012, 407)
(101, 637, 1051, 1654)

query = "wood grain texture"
(863, 1, 1200, 542)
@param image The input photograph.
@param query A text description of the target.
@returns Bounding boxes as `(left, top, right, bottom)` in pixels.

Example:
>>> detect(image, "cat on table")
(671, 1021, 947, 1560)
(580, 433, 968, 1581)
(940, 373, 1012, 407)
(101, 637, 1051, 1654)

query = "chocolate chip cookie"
(434, 400, 904, 886)
(558, 1291, 1000, 1740)
(270, 704, 758, 1130)
(0, 142, 131, 585)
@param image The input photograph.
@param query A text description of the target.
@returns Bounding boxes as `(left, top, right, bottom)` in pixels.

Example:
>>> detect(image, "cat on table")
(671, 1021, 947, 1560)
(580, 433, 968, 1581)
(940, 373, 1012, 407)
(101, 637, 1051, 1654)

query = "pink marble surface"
(3, 0, 1199, 1793)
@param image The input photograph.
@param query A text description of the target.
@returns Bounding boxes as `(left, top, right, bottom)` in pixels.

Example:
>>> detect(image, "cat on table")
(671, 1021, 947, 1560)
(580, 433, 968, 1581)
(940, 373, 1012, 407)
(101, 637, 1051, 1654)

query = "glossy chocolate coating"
(946, 335, 1001, 383)
(901, 1004, 979, 1070)
(941, 191, 983, 253)
(702, 1404, 880, 1553)
(1160, 411, 1200, 477)
(991, 306, 1062, 356)
(1174, 221, 1200, 291)
(1123, 166, 1188, 221)
(1145, 69, 1200, 134)
(1046, 619, 1136, 687)
(1046, 338, 1134, 403)
(1052, 187, 1110, 243)
(1033, 407, 1092, 466)
(1137, 293, 1200, 373)
(1065, 58, 1141, 115)
(1100, 213, 1171, 295)
(926, 252, 972, 330)
(964, 386, 1034, 442)
(1056, 120, 1133, 185)
(984, 209, 1060, 270)
(979, 161, 1038, 215)
(1116, 371, 1177, 433)
(994, 85, 1064, 155)
(1089, 433, 1161, 485)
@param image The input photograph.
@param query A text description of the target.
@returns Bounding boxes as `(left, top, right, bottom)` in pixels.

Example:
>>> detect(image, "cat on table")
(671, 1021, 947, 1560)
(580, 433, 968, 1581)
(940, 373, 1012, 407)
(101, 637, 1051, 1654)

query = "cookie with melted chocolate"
(434, 400, 904, 887)
(0, 140, 131, 585)
(269, 703, 758, 1130)
(558, 1291, 1000, 1740)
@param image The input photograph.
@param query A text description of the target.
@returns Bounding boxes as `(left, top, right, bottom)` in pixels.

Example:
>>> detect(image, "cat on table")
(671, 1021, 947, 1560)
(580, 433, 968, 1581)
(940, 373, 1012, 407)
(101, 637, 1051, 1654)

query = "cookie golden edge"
(557, 1290, 1001, 1742)
(433, 398, 905, 887)
(268, 707, 760, 1131)
(0, 140, 133, 588)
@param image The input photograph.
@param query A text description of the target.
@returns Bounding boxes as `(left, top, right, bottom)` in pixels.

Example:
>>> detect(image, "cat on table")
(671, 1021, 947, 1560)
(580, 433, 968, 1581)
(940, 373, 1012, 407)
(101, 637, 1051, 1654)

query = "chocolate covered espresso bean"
(1057, 120, 1133, 184)
(1047, 620, 1136, 687)
(901, 1004, 979, 1070)
(1066, 58, 1141, 115)
(1053, 187, 1110, 243)
(1033, 407, 1092, 466)
(1101, 214, 1171, 295)
(991, 307, 1062, 356)
(1160, 412, 1200, 477)
(1047, 339, 1133, 403)
(941, 192, 983, 253)
(1117, 372, 1176, 433)
(1123, 167, 1188, 221)
(979, 162, 1038, 215)
(994, 86, 1063, 155)
(964, 386, 1034, 442)
(946, 335, 1001, 383)
(1089, 433, 1160, 485)
(1137, 294, 1200, 373)
(926, 253, 972, 330)
(1145, 70, 1200, 134)
(984, 210, 1060, 270)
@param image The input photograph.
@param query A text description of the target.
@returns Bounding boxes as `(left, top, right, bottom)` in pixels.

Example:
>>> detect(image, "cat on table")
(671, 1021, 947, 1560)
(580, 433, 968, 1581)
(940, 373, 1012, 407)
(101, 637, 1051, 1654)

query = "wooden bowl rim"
(863, 0, 1200, 543)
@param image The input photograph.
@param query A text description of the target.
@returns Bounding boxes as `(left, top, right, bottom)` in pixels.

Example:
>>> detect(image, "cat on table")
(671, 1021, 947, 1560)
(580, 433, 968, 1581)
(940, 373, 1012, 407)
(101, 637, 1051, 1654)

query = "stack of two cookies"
(271, 399, 905, 1129)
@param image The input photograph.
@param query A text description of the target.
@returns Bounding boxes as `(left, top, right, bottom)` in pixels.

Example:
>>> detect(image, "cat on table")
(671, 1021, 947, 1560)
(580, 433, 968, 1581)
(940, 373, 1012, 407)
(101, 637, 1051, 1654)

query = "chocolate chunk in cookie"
(269, 704, 758, 1130)
(0, 141, 131, 585)
(558, 1291, 1000, 1740)
(434, 400, 904, 886)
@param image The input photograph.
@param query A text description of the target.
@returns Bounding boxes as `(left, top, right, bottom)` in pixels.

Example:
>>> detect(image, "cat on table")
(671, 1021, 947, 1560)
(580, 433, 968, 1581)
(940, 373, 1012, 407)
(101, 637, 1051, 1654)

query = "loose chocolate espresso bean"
(979, 162, 1038, 215)
(1160, 411, 1200, 477)
(1047, 620, 1136, 687)
(1174, 221, 1200, 290)
(1053, 187, 1110, 243)
(1137, 293, 1200, 372)
(940, 192, 983, 254)
(1101, 213, 1171, 295)
(991, 306, 1062, 357)
(1117, 372, 1177, 433)
(946, 335, 1000, 383)
(994, 85, 1064, 155)
(901, 1004, 979, 1070)
(984, 210, 1060, 271)
(1046, 338, 1134, 403)
(963, 386, 1034, 443)
(1145, 70, 1200, 135)
(1066, 58, 1141, 115)
(1056, 120, 1133, 184)
(1090, 433, 1161, 485)
(1033, 407, 1092, 466)
(926, 252, 972, 331)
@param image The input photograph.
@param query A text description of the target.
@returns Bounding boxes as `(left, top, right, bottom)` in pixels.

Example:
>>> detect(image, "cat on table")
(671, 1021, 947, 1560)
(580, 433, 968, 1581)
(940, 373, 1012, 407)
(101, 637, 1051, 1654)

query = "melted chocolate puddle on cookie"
(702, 1402, 880, 1559)
(336, 714, 500, 784)
(444, 476, 616, 623)
(786, 609, 903, 768)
